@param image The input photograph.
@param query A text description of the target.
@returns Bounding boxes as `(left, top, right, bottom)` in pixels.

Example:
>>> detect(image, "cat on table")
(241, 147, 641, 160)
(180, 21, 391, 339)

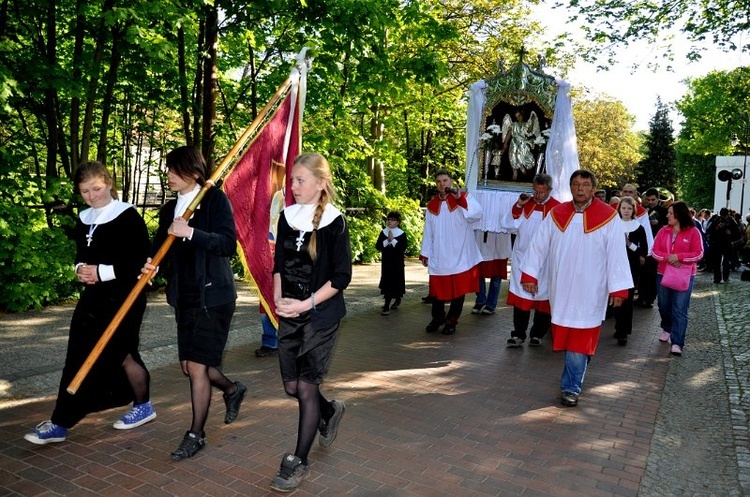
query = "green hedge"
(0, 173, 78, 312)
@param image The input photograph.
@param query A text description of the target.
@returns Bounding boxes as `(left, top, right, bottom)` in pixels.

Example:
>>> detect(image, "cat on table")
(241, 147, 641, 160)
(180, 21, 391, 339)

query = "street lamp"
(731, 117, 749, 214)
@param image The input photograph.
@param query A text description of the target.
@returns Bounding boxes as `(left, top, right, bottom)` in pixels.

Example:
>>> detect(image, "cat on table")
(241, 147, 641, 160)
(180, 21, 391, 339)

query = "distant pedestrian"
(653, 201, 703, 356)
(143, 146, 246, 461)
(376, 211, 407, 315)
(25, 161, 155, 445)
(270, 152, 352, 492)
(706, 208, 742, 283)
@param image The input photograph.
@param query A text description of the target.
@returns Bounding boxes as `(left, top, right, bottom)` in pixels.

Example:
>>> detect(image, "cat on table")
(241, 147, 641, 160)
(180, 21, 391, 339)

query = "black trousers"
(711, 246, 733, 282)
(639, 256, 658, 304)
(511, 306, 551, 340)
(613, 288, 636, 338)
(431, 295, 465, 325)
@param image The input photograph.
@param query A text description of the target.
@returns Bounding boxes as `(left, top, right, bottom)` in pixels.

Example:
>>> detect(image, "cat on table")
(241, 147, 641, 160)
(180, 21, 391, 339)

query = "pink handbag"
(661, 264, 692, 291)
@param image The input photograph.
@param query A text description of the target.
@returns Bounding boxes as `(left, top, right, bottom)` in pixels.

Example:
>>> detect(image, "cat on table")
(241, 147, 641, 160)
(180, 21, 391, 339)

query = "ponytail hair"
(293, 152, 336, 262)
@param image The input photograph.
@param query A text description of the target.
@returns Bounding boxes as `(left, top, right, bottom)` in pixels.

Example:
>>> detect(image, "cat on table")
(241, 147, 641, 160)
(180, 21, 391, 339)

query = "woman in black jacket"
(145, 146, 246, 460)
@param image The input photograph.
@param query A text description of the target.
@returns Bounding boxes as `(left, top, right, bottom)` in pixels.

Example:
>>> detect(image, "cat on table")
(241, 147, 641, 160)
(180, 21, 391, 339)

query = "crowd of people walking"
(20, 153, 750, 493)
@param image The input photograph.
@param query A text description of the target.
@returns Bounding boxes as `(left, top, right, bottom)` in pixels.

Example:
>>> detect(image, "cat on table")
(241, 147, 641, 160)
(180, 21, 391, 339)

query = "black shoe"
(442, 324, 456, 335)
(391, 299, 401, 310)
(171, 431, 206, 460)
(425, 320, 442, 333)
(270, 453, 308, 492)
(421, 295, 434, 304)
(471, 304, 484, 314)
(381, 306, 391, 315)
(617, 338, 628, 346)
(529, 337, 542, 347)
(319, 400, 346, 448)
(223, 381, 247, 424)
(255, 346, 278, 358)
(560, 392, 579, 407)
(506, 337, 524, 348)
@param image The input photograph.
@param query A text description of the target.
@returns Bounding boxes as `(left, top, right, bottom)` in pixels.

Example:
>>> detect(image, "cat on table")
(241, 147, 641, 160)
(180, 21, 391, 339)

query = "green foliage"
(676, 67, 750, 156)
(346, 215, 381, 264)
(0, 0, 583, 312)
(573, 95, 643, 189)
(636, 98, 676, 193)
(675, 152, 715, 209)
(565, 0, 750, 67)
(675, 67, 750, 208)
(345, 195, 424, 264)
(0, 172, 78, 311)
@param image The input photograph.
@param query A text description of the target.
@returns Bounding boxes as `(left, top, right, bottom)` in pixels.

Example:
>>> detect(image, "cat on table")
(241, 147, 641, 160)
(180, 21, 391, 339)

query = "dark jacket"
(153, 186, 237, 309)
(274, 211, 352, 332)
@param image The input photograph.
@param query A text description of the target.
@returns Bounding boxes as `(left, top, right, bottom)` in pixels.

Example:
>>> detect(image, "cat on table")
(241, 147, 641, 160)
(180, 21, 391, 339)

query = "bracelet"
(311, 291, 316, 311)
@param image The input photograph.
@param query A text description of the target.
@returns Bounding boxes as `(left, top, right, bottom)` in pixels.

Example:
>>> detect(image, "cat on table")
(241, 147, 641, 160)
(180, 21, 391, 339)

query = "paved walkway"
(0, 260, 748, 496)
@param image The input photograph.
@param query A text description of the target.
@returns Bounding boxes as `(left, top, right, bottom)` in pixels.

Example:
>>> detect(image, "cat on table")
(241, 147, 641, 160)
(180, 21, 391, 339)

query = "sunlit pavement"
(0, 260, 747, 496)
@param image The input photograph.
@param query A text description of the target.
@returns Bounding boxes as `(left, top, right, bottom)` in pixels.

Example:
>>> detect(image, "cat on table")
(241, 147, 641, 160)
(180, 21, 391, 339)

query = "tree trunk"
(43, 0, 57, 180)
(80, 0, 116, 164)
(368, 105, 385, 193)
(69, 0, 85, 169)
(201, 4, 218, 168)
(96, 27, 124, 164)
(177, 26, 193, 146)
(192, 18, 205, 149)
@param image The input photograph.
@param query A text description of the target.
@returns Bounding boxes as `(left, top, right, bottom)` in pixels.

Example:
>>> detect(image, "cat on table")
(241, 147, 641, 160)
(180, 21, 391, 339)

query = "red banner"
(223, 92, 300, 325)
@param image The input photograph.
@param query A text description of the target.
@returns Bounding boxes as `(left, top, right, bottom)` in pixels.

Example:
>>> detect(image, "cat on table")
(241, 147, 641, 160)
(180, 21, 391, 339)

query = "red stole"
(550, 198, 617, 234)
(426, 192, 468, 216)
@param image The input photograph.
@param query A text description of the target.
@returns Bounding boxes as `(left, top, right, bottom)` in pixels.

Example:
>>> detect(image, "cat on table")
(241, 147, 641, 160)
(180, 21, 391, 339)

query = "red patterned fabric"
(223, 91, 300, 327)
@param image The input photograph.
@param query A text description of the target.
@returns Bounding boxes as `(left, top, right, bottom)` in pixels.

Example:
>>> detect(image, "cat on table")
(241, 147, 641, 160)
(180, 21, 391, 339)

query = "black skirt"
(278, 314, 339, 384)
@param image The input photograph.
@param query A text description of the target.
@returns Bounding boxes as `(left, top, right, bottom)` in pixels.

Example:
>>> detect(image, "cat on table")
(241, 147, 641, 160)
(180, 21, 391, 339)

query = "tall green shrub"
(0, 173, 77, 311)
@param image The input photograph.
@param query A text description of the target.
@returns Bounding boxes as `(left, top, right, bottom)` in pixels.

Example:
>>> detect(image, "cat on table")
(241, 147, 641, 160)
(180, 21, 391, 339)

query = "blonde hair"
(293, 152, 336, 261)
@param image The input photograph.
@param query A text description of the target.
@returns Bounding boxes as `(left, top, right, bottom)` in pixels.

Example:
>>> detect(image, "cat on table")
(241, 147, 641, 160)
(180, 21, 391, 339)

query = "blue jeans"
(656, 274, 695, 347)
(260, 313, 279, 349)
(561, 351, 589, 395)
(475, 276, 502, 310)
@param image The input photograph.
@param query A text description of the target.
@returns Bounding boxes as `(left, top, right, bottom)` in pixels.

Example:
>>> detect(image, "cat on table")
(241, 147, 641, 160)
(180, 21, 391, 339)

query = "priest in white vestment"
(501, 173, 560, 348)
(420, 169, 482, 335)
(521, 170, 633, 407)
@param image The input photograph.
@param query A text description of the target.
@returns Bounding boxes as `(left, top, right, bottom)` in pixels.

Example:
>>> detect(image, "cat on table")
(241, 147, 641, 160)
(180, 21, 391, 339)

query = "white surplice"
(521, 202, 633, 328)
(420, 193, 483, 276)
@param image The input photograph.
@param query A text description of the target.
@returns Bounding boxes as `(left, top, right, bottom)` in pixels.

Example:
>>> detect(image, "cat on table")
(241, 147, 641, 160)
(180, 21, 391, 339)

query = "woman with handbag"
(652, 201, 704, 356)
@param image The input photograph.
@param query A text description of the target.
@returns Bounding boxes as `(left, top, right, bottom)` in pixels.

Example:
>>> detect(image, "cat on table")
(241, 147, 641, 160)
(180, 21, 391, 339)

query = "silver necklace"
(86, 224, 98, 246)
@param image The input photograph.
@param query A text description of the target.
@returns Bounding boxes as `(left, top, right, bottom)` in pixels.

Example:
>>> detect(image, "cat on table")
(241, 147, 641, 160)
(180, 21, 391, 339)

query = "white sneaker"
(659, 331, 671, 343)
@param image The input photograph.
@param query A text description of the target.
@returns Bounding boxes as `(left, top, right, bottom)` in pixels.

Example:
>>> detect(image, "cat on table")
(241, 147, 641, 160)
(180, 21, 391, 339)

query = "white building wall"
(714, 156, 750, 215)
